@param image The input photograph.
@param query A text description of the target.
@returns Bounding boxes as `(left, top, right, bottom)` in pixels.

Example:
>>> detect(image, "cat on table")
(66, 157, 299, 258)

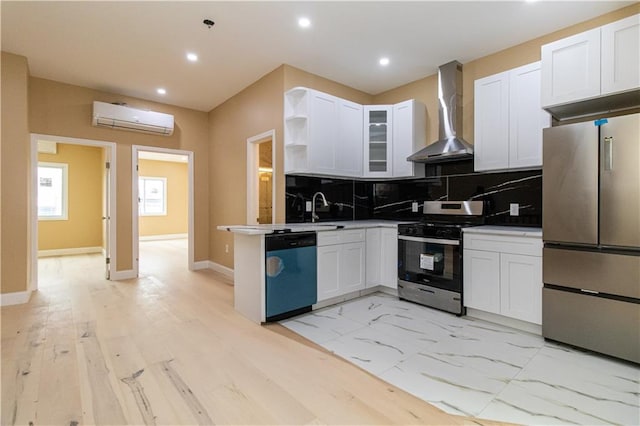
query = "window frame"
(37, 161, 69, 221)
(138, 176, 168, 216)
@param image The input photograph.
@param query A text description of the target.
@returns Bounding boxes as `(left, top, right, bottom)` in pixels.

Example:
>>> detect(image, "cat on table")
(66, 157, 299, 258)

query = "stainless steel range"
(397, 201, 484, 315)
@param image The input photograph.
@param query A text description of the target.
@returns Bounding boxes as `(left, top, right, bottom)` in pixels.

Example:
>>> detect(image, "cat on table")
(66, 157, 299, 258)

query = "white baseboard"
(110, 269, 136, 281)
(207, 261, 234, 279)
(139, 233, 188, 241)
(191, 260, 210, 271)
(38, 246, 103, 258)
(1, 290, 32, 306)
(466, 308, 542, 335)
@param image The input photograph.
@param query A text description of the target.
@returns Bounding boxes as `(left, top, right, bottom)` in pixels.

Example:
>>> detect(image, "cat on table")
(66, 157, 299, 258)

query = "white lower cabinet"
(317, 230, 365, 302)
(365, 227, 398, 289)
(463, 231, 542, 324)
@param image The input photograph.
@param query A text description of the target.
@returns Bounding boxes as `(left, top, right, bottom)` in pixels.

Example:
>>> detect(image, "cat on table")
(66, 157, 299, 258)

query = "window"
(38, 162, 68, 220)
(139, 177, 167, 216)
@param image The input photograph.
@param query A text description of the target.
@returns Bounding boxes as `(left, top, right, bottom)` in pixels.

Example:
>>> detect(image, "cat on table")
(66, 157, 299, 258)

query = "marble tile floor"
(281, 293, 640, 425)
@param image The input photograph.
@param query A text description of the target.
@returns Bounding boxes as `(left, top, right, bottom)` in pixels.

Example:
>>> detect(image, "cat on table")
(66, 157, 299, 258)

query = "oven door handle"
(398, 235, 460, 246)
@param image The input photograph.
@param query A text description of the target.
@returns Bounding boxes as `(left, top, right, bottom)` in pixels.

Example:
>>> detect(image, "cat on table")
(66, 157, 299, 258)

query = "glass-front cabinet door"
(363, 105, 393, 177)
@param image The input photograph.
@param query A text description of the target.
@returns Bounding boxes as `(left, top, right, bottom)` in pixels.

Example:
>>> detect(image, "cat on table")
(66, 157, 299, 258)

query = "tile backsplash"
(286, 160, 542, 227)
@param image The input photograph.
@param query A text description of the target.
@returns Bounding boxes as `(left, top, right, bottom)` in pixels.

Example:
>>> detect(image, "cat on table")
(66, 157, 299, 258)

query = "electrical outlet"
(510, 203, 519, 216)
(225, 244, 229, 253)
(305, 201, 312, 212)
(411, 202, 419, 212)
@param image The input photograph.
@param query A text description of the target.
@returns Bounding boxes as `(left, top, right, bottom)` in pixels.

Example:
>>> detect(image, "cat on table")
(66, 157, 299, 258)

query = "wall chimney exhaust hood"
(407, 61, 473, 163)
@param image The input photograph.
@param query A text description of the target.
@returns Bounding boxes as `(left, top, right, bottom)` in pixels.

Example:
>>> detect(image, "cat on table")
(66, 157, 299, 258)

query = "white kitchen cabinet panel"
(463, 231, 542, 325)
(541, 28, 601, 107)
(363, 105, 393, 178)
(317, 245, 341, 302)
(339, 242, 366, 294)
(500, 253, 542, 324)
(509, 62, 550, 169)
(601, 14, 640, 96)
(307, 91, 339, 174)
(317, 230, 365, 302)
(366, 227, 398, 289)
(365, 228, 382, 287)
(392, 100, 426, 178)
(336, 99, 364, 177)
(474, 71, 510, 171)
(474, 62, 548, 172)
(463, 249, 500, 313)
(380, 228, 398, 289)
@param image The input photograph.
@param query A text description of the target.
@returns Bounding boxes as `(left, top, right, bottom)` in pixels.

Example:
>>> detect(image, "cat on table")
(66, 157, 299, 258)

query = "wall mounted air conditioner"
(92, 101, 174, 136)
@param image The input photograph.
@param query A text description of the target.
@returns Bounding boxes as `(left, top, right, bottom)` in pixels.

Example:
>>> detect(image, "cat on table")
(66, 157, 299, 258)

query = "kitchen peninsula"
(219, 221, 402, 323)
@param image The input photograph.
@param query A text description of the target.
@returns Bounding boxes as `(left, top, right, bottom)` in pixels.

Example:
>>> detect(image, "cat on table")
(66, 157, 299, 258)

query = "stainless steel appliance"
(398, 201, 484, 315)
(542, 113, 640, 364)
(407, 61, 474, 163)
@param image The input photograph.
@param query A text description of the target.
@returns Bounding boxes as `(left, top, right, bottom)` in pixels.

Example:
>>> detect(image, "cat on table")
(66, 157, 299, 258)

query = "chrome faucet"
(311, 192, 328, 223)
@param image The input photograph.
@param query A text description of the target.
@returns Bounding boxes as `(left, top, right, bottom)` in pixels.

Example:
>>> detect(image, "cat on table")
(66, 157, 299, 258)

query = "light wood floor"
(2, 240, 504, 425)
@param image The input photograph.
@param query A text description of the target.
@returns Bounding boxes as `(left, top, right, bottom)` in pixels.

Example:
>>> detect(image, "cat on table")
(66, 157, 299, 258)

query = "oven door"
(397, 235, 461, 293)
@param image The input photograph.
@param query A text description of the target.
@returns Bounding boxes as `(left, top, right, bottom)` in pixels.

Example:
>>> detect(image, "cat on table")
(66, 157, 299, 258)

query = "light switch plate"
(510, 203, 519, 216)
(305, 201, 312, 212)
(411, 202, 419, 212)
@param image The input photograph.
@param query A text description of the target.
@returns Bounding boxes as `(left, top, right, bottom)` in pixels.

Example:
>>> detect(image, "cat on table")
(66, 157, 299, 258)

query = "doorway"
(247, 130, 276, 225)
(30, 134, 116, 290)
(132, 146, 195, 276)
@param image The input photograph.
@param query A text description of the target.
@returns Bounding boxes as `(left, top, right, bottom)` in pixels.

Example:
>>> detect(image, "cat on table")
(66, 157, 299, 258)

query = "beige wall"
(208, 66, 285, 268)
(28, 78, 210, 273)
(284, 65, 374, 105)
(1, 52, 30, 294)
(38, 143, 103, 250)
(138, 159, 188, 237)
(374, 3, 640, 145)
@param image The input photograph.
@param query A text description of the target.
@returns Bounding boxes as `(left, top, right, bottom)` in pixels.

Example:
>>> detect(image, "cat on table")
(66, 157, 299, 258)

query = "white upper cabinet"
(541, 14, 640, 109)
(601, 14, 640, 95)
(336, 99, 364, 177)
(284, 87, 425, 179)
(541, 28, 601, 107)
(474, 62, 549, 172)
(392, 100, 426, 178)
(284, 87, 363, 177)
(363, 105, 393, 178)
(509, 62, 550, 169)
(474, 71, 510, 171)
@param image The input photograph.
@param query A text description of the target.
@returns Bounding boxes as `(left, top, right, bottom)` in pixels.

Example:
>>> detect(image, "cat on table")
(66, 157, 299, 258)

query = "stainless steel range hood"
(407, 60, 474, 163)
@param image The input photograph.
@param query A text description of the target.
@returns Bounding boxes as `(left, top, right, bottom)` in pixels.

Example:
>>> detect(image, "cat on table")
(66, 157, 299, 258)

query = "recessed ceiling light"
(298, 17, 311, 28)
(379, 57, 390, 66)
(186, 52, 198, 62)
(157, 88, 167, 95)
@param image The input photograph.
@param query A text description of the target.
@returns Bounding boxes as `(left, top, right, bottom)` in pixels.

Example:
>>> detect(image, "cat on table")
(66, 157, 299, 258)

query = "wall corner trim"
(207, 261, 235, 279)
(110, 269, 136, 281)
(1, 290, 33, 306)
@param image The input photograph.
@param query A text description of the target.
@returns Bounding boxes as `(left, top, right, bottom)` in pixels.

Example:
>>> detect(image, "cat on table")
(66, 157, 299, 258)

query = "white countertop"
(217, 220, 409, 235)
(464, 225, 542, 238)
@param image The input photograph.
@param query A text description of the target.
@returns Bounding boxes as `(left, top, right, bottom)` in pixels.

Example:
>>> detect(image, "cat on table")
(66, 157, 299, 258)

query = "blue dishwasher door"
(265, 245, 317, 320)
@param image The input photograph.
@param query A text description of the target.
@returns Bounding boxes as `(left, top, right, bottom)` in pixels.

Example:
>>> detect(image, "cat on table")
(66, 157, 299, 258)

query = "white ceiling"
(2, 1, 633, 112)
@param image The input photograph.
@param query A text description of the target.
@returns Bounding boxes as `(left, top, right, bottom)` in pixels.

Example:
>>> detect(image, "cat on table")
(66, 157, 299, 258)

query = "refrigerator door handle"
(604, 136, 613, 171)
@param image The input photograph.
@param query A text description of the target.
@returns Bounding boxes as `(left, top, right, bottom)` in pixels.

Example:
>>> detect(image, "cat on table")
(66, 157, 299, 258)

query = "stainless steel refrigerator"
(542, 112, 640, 364)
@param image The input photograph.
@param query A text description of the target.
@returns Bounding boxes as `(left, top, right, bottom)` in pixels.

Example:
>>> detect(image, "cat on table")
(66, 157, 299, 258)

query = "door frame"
(30, 133, 117, 290)
(246, 129, 276, 225)
(132, 145, 195, 275)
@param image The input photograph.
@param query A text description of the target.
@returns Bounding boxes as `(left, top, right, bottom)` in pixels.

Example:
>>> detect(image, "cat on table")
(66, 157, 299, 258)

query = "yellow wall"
(28, 78, 210, 273)
(374, 3, 640, 145)
(1, 52, 30, 294)
(138, 159, 188, 236)
(38, 143, 103, 250)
